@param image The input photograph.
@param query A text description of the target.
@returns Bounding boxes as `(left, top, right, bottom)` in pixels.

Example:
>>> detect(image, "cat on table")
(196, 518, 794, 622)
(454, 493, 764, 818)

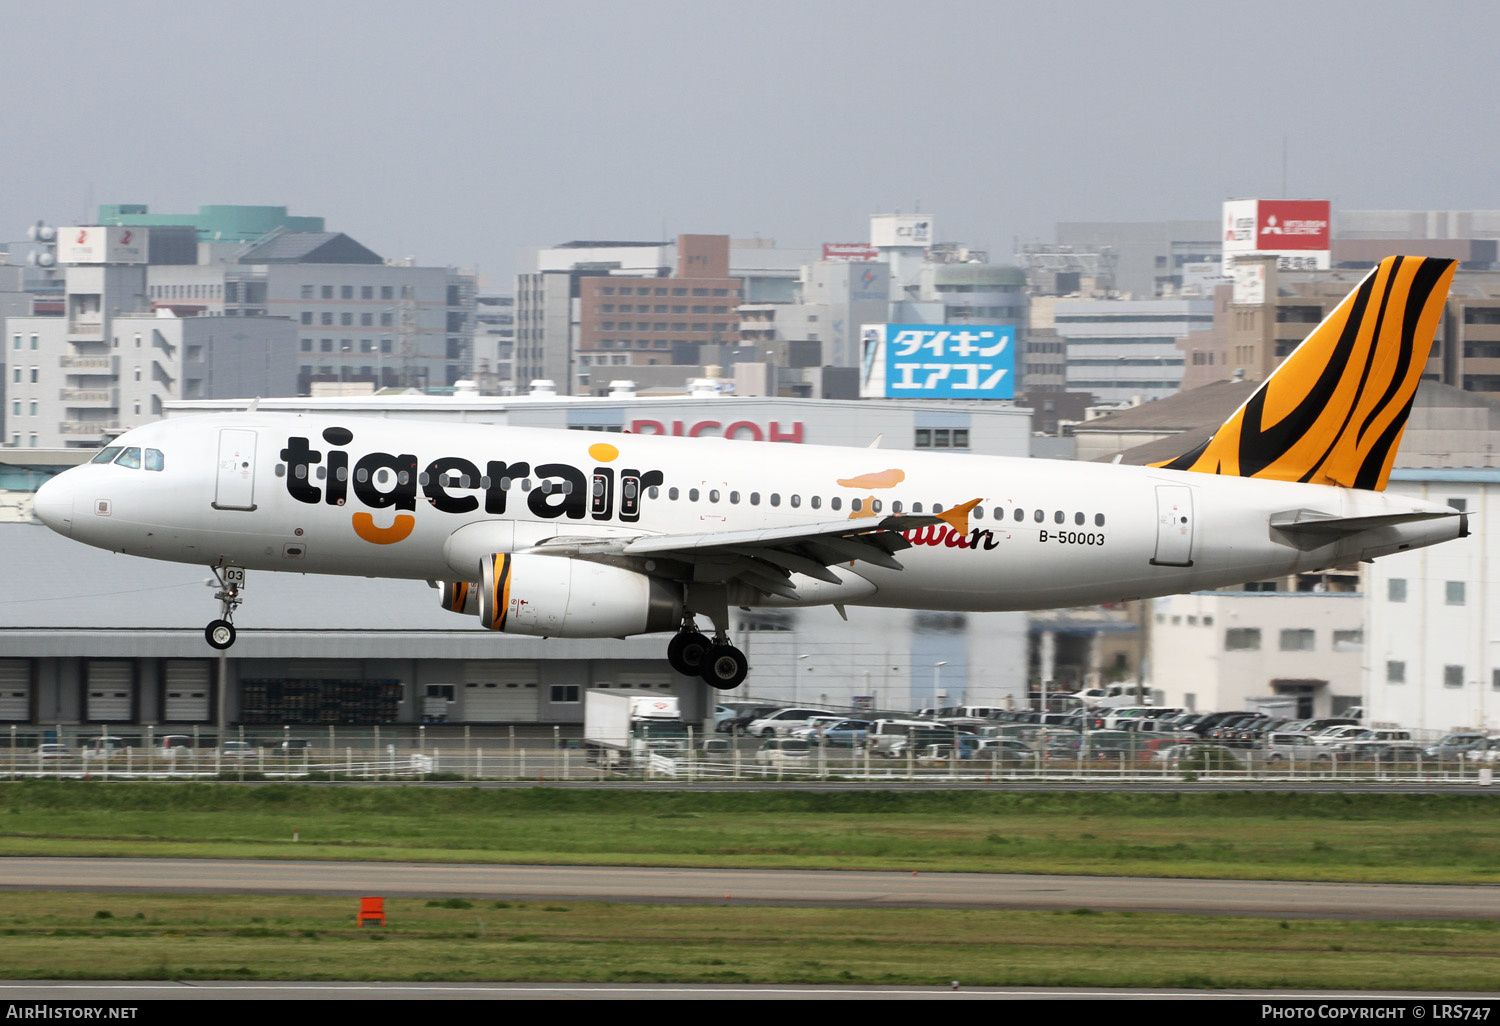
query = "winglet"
(1151, 255, 1456, 491)
(936, 497, 983, 537)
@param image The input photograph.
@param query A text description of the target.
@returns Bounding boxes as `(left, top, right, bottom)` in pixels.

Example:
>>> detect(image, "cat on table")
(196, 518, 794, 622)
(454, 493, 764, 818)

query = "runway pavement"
(1, 857, 1496, 920)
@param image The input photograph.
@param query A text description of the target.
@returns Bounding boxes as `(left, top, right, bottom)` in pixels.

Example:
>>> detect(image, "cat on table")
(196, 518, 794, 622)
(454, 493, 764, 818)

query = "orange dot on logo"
(588, 443, 619, 463)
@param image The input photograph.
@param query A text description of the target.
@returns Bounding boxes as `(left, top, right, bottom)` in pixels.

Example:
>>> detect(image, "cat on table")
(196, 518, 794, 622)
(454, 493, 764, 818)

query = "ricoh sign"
(1222, 199, 1331, 271)
(859, 324, 1015, 400)
(629, 419, 805, 443)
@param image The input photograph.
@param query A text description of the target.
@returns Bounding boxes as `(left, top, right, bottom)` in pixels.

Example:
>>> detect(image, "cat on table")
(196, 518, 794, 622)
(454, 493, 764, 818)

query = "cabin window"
(1074, 512, 1085, 525)
(708, 489, 720, 503)
(729, 491, 740, 504)
(810, 496, 821, 509)
(871, 499, 882, 513)
(114, 447, 142, 469)
(1095, 513, 1105, 526)
(1054, 510, 1064, 524)
(689, 488, 700, 502)
(1033, 509, 1044, 523)
(144, 449, 164, 472)
(749, 492, 759, 505)
(649, 486, 660, 499)
(770, 494, 781, 507)
(790, 495, 801, 508)
(1014, 508, 1025, 522)
(851, 498, 862, 512)
(91, 447, 124, 465)
(890, 500, 901, 514)
(831, 497, 842, 511)
(973, 506, 983, 520)
(933, 503, 943, 514)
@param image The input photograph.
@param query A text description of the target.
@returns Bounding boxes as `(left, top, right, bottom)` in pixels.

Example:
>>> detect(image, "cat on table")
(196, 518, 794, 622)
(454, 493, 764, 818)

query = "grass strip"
(0, 783, 1497, 883)
(0, 891, 1496, 990)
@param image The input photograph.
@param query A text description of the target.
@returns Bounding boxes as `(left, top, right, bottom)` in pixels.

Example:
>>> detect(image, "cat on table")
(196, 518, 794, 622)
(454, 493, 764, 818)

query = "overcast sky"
(5, 0, 1497, 285)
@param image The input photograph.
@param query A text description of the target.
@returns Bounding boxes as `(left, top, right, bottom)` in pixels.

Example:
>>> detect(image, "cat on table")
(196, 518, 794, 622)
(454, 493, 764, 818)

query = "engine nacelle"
(438, 581, 479, 616)
(477, 552, 681, 638)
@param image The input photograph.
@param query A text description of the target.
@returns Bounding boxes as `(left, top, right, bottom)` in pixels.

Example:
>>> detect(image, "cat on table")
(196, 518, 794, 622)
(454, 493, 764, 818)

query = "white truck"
(583, 689, 690, 768)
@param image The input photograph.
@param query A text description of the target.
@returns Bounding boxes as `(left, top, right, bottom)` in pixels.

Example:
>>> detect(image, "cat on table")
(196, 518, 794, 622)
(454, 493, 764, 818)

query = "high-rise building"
(4, 226, 298, 447)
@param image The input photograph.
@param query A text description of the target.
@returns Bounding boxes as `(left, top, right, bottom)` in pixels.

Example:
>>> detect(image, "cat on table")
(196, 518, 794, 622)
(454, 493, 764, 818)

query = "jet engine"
(477, 552, 681, 638)
(438, 580, 479, 616)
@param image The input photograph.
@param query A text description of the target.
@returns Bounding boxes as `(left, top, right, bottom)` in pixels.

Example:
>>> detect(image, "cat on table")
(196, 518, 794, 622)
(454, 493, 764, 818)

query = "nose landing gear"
(205, 566, 244, 650)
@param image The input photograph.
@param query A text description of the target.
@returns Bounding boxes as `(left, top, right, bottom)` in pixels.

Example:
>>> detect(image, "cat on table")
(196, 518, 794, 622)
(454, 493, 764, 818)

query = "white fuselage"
(34, 411, 1464, 616)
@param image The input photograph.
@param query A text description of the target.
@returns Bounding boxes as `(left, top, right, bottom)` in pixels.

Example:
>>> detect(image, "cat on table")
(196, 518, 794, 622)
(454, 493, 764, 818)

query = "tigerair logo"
(281, 427, 663, 545)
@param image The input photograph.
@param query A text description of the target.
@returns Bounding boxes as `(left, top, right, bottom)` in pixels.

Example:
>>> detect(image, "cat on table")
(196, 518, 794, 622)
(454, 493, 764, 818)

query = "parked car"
(32, 743, 69, 761)
(1156, 743, 1243, 771)
(154, 735, 196, 760)
(1466, 738, 1500, 764)
(81, 736, 128, 759)
(755, 738, 812, 766)
(218, 741, 257, 761)
(1291, 717, 1361, 738)
(716, 706, 780, 735)
(746, 708, 840, 738)
(1261, 732, 1322, 764)
(1349, 742, 1428, 765)
(1310, 725, 1367, 746)
(791, 718, 871, 748)
(1426, 733, 1489, 761)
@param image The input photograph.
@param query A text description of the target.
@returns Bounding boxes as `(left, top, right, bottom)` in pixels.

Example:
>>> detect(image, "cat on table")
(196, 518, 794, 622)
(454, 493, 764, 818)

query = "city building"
(1364, 468, 1500, 731)
(4, 227, 299, 448)
(1150, 574, 1365, 719)
(574, 235, 743, 393)
(1049, 220, 1220, 299)
(1052, 296, 1211, 403)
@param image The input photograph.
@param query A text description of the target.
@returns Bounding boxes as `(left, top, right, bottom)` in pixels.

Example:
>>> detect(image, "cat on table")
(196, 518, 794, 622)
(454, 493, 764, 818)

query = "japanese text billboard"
(860, 324, 1015, 399)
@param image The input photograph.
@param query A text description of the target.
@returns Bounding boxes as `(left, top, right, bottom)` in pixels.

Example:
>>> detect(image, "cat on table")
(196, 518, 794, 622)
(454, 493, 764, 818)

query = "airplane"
(32, 255, 1466, 690)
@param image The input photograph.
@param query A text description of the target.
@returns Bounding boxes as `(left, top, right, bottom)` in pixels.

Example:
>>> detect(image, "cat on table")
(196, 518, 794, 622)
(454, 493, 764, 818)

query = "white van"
(868, 719, 966, 758)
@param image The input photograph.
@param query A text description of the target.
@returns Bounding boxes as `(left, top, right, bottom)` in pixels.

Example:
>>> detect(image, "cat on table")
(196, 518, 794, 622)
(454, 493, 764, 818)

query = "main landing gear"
(205, 566, 245, 651)
(666, 619, 748, 690)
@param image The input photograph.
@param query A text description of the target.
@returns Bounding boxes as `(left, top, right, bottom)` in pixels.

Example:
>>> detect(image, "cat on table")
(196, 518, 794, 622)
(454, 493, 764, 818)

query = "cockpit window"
(144, 448, 164, 472)
(113, 447, 142, 469)
(91, 447, 123, 465)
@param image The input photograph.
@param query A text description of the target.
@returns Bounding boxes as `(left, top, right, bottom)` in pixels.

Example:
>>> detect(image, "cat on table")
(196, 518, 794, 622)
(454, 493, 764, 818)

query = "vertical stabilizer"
(1152, 255, 1456, 491)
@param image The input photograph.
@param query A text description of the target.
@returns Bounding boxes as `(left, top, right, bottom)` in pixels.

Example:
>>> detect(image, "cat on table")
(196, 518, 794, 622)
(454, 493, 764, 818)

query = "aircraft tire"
(667, 631, 711, 676)
(700, 644, 748, 690)
(205, 619, 236, 650)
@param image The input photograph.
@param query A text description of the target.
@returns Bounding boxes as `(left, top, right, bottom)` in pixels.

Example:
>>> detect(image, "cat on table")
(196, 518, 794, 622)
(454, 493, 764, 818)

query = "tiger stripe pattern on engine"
(1151, 255, 1456, 491)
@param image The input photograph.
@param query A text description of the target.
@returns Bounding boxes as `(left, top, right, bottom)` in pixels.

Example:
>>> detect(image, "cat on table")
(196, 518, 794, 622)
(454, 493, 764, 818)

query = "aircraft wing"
(526, 500, 982, 601)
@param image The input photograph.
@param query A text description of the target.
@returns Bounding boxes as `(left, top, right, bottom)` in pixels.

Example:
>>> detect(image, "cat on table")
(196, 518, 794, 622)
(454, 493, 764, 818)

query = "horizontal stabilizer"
(1269, 508, 1458, 537)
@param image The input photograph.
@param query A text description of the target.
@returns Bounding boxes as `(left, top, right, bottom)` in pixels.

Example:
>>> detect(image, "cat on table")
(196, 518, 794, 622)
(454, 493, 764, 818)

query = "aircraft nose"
(33, 473, 74, 537)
